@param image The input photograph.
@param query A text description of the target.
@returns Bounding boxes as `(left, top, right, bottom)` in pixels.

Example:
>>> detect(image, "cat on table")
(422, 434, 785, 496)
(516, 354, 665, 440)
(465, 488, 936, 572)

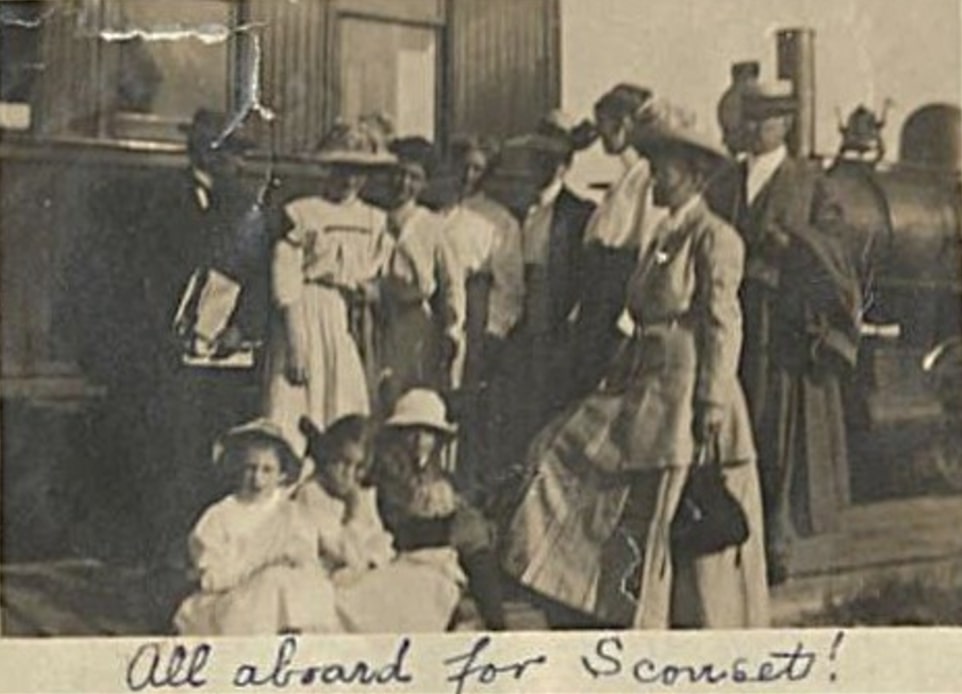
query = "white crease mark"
(617, 527, 643, 602)
(98, 22, 258, 45)
(0, 7, 56, 29)
(214, 31, 275, 149)
(97, 21, 275, 145)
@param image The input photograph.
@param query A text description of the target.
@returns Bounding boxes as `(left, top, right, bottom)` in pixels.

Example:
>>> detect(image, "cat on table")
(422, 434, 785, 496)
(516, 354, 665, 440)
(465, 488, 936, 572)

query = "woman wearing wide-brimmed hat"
(374, 137, 466, 407)
(503, 100, 769, 629)
(263, 121, 397, 453)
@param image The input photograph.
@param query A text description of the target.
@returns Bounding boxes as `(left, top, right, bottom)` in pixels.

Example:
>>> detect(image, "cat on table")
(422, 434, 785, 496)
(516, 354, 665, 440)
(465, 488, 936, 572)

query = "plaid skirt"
(501, 389, 690, 626)
(501, 392, 768, 626)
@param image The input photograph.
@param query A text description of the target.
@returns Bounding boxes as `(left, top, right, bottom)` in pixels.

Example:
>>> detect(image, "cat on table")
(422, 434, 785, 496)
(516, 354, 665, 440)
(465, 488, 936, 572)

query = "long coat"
(508, 187, 596, 454)
(504, 198, 768, 628)
(707, 156, 861, 548)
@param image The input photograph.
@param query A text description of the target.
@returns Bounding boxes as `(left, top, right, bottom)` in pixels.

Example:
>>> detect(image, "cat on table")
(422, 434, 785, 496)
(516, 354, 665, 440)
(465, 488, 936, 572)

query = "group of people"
(170, 73, 861, 634)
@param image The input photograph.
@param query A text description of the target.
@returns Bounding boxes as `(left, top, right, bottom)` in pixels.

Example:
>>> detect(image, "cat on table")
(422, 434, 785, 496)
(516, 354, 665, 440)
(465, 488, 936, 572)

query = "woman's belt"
(631, 314, 694, 338)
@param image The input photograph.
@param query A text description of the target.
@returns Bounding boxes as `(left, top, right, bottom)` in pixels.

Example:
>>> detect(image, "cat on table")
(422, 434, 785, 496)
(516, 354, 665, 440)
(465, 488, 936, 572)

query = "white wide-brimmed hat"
(314, 120, 397, 167)
(384, 388, 456, 435)
(212, 418, 302, 476)
(631, 99, 730, 171)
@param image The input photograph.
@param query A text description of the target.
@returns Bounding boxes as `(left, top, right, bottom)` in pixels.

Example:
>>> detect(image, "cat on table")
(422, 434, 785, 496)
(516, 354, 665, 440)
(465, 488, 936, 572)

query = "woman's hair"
(388, 136, 439, 178)
(594, 83, 653, 121)
(300, 414, 371, 469)
(217, 431, 301, 480)
(449, 134, 501, 164)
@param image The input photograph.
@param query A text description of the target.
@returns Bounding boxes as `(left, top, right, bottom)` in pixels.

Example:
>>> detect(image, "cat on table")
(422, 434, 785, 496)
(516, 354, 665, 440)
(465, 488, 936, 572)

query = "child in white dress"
(297, 415, 465, 633)
(173, 420, 337, 635)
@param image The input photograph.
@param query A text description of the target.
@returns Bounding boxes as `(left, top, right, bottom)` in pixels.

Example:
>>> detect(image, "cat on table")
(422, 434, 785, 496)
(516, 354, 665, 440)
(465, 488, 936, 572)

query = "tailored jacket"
(618, 196, 756, 470)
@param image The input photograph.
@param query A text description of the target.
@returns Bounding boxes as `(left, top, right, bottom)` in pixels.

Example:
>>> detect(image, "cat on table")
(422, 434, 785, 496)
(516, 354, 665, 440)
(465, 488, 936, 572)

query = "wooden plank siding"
(445, 0, 561, 139)
(34, 0, 101, 138)
(244, 0, 333, 155)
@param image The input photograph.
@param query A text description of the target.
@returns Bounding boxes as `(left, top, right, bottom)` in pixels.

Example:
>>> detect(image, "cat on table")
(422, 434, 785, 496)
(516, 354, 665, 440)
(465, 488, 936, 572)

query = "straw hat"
(384, 388, 456, 435)
(742, 80, 797, 121)
(631, 99, 729, 171)
(212, 418, 301, 477)
(315, 120, 397, 167)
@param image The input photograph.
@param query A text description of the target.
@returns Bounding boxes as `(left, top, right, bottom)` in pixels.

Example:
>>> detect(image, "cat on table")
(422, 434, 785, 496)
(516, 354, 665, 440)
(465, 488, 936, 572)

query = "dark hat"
(180, 108, 255, 153)
(632, 99, 729, 173)
(389, 136, 439, 177)
(742, 81, 797, 121)
(449, 133, 502, 162)
(536, 109, 597, 152)
(731, 61, 761, 80)
(594, 83, 654, 120)
(314, 120, 397, 167)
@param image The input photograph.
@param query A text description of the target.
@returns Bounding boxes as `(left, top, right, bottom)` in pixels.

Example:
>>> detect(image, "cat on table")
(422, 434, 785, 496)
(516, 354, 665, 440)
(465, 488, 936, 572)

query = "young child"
(297, 414, 465, 633)
(295, 415, 395, 579)
(173, 420, 337, 635)
(372, 389, 507, 631)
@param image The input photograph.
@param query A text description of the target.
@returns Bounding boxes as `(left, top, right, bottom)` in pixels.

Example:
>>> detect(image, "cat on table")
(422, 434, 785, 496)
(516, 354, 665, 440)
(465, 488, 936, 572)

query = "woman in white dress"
(375, 137, 466, 408)
(263, 124, 396, 452)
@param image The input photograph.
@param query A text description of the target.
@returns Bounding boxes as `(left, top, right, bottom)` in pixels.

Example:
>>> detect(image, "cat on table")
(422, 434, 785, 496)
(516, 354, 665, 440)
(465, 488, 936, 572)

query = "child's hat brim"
(212, 418, 301, 474)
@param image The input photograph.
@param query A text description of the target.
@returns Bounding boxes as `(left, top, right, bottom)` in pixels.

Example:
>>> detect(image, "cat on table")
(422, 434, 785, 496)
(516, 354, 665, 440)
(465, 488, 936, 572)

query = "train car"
(0, 0, 562, 562)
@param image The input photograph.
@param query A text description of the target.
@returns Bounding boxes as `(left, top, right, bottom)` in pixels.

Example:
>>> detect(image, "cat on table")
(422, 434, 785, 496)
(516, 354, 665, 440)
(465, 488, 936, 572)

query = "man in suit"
(501, 111, 597, 459)
(707, 83, 861, 584)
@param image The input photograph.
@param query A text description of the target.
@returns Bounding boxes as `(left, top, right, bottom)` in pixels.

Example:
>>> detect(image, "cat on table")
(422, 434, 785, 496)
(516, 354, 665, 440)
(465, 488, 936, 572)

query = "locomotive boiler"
(772, 29, 962, 498)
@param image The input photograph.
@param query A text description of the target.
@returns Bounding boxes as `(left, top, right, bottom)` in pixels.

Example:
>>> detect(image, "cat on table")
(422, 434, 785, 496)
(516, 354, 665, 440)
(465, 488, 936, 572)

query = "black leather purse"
(670, 436, 749, 558)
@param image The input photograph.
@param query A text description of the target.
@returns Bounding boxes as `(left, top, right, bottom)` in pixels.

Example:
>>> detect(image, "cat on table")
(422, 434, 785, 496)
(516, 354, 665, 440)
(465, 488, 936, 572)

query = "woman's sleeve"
(694, 219, 745, 407)
(436, 231, 467, 347)
(297, 483, 350, 566)
(271, 204, 304, 307)
(189, 504, 240, 593)
(486, 217, 525, 338)
(341, 490, 396, 568)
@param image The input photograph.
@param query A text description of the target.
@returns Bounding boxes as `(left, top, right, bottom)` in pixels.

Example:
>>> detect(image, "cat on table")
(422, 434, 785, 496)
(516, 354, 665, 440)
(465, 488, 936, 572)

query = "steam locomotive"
(770, 30, 962, 498)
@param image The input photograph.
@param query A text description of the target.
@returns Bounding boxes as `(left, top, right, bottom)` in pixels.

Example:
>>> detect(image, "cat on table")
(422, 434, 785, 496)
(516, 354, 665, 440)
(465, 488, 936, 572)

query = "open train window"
(0, 1, 46, 131)
(94, 0, 239, 143)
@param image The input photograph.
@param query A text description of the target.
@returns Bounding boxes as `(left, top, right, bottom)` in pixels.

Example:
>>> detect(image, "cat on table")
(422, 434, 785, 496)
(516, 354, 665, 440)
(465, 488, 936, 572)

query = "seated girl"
(371, 389, 507, 631)
(173, 420, 337, 635)
(297, 414, 466, 633)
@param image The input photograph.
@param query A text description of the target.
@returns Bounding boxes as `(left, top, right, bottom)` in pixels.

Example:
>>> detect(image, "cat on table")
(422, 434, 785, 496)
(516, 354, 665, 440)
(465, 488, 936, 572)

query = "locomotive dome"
(899, 103, 961, 171)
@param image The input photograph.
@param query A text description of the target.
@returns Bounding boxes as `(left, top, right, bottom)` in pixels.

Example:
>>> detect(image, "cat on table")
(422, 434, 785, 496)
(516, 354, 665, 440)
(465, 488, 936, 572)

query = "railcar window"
(338, 16, 438, 139)
(0, 1, 45, 131)
(96, 0, 235, 142)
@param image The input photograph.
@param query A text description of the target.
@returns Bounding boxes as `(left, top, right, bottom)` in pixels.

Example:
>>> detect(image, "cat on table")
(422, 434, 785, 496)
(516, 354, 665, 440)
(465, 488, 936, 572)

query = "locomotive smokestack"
(777, 28, 817, 158)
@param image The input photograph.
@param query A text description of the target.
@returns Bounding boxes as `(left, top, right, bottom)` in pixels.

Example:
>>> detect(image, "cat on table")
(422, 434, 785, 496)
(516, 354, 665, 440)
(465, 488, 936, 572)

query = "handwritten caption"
(124, 631, 846, 693)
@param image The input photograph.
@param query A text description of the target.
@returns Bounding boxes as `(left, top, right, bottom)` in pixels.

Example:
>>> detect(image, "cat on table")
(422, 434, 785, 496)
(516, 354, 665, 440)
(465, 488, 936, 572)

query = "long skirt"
(501, 391, 689, 628)
(173, 563, 337, 635)
(263, 285, 370, 453)
(379, 301, 444, 408)
(334, 549, 465, 633)
(671, 461, 770, 629)
(502, 388, 769, 629)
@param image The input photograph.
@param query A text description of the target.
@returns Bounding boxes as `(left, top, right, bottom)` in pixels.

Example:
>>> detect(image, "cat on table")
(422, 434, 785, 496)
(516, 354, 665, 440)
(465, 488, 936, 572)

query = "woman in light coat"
(503, 101, 769, 629)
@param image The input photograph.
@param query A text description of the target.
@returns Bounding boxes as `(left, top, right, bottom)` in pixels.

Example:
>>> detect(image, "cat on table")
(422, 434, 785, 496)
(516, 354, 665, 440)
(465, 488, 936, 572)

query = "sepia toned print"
(1, 0, 960, 656)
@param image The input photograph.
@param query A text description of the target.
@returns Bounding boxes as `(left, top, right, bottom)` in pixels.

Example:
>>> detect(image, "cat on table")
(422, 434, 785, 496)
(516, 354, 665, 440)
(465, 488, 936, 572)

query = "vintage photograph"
(1, 0, 960, 639)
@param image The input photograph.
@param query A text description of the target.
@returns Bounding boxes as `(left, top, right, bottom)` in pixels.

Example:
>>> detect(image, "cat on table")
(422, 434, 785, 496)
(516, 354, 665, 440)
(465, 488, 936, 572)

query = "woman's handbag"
(670, 436, 749, 558)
